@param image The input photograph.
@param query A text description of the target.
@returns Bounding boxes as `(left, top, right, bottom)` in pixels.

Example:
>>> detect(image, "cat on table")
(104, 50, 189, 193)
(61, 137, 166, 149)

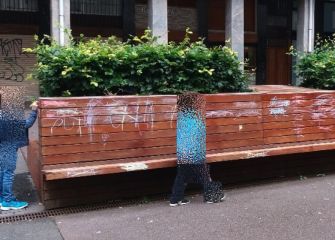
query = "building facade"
(0, 0, 332, 99)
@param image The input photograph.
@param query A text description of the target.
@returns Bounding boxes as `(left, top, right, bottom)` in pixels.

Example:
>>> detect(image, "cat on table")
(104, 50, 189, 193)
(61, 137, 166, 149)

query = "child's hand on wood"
(30, 101, 39, 111)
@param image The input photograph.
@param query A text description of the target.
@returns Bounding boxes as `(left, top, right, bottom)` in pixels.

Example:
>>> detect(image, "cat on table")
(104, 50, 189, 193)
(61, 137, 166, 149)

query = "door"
(266, 44, 291, 85)
(257, 0, 292, 85)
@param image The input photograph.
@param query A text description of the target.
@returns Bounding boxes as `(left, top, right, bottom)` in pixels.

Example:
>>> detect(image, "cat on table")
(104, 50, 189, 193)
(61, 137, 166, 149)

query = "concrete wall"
(135, 4, 197, 32)
(0, 34, 39, 100)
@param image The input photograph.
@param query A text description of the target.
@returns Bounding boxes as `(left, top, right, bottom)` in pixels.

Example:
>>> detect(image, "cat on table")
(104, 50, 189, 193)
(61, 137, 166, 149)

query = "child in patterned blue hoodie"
(0, 101, 38, 210)
(170, 93, 225, 206)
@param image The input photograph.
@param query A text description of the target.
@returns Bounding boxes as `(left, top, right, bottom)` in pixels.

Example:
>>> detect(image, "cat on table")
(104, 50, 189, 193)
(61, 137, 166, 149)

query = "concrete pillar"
(51, 0, 71, 45)
(225, 0, 244, 62)
(148, 0, 168, 44)
(297, 0, 315, 53)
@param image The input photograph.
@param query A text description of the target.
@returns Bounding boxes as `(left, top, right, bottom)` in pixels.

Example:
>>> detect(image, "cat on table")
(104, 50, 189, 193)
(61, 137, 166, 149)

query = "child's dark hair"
(177, 92, 206, 118)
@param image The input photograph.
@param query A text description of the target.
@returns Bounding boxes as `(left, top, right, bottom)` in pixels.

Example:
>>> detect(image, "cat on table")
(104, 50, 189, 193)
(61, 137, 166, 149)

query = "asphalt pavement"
(2, 172, 335, 240)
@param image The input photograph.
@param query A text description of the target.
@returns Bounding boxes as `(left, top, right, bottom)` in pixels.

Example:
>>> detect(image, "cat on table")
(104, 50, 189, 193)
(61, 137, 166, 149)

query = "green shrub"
(290, 35, 335, 89)
(26, 30, 250, 97)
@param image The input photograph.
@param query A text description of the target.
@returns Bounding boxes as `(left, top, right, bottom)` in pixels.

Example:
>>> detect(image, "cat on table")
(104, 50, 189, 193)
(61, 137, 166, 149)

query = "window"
(0, 0, 38, 12)
(324, 2, 335, 33)
(71, 0, 122, 16)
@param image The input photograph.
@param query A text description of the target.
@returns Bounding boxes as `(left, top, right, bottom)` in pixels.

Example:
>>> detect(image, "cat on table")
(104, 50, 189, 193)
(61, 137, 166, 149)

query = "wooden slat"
(43, 140, 335, 180)
(40, 108, 261, 128)
(42, 131, 263, 156)
(263, 106, 335, 116)
(262, 92, 334, 101)
(40, 121, 177, 137)
(264, 125, 335, 138)
(206, 101, 262, 110)
(205, 93, 262, 103)
(264, 133, 335, 145)
(207, 138, 264, 151)
(42, 137, 176, 156)
(40, 95, 177, 109)
(40, 112, 177, 127)
(40, 115, 262, 136)
(40, 123, 262, 146)
(263, 118, 335, 130)
(42, 146, 177, 165)
(40, 105, 177, 118)
(42, 137, 264, 165)
(41, 101, 262, 118)
(263, 112, 335, 123)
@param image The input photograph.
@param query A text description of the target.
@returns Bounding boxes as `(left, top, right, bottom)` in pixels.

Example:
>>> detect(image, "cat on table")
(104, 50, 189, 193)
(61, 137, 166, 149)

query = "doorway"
(257, 0, 293, 85)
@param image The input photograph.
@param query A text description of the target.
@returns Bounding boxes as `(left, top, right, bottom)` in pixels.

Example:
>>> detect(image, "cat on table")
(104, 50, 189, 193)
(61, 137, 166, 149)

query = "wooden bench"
(27, 85, 335, 208)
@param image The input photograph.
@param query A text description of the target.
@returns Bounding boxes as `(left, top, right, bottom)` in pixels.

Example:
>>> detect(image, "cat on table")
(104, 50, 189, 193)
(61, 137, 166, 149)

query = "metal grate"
(0, 0, 38, 12)
(71, 0, 122, 16)
(0, 195, 169, 224)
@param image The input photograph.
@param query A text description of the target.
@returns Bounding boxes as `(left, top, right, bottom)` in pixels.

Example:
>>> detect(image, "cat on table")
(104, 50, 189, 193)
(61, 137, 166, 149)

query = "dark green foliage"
(26, 30, 250, 97)
(290, 35, 335, 90)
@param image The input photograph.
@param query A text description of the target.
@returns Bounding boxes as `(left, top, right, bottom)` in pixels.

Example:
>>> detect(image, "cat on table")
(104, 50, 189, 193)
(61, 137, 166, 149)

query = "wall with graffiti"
(0, 34, 38, 99)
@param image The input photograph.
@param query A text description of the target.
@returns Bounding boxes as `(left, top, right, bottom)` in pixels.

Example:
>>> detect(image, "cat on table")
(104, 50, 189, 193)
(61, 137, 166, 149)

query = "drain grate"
(0, 195, 169, 224)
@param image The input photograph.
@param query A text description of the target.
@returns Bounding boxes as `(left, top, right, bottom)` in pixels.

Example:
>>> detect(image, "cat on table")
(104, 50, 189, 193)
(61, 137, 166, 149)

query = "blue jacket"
(176, 110, 206, 164)
(0, 110, 37, 170)
(0, 110, 38, 148)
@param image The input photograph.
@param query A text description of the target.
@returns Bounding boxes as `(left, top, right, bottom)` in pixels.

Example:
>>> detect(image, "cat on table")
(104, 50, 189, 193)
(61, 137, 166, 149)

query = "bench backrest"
(39, 94, 263, 166)
(39, 89, 335, 167)
(263, 92, 335, 145)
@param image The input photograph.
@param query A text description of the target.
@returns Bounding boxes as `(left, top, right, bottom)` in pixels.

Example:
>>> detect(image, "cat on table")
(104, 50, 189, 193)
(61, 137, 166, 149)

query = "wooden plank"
(264, 125, 335, 138)
(263, 112, 335, 123)
(40, 115, 262, 136)
(207, 131, 262, 142)
(206, 102, 262, 110)
(263, 118, 335, 130)
(40, 105, 177, 118)
(205, 93, 262, 103)
(41, 123, 262, 146)
(262, 92, 334, 101)
(40, 93, 263, 109)
(263, 105, 335, 116)
(42, 131, 263, 156)
(43, 140, 335, 180)
(40, 96, 177, 109)
(264, 133, 335, 145)
(207, 116, 262, 126)
(42, 136, 265, 164)
(263, 98, 335, 108)
(208, 140, 335, 162)
(40, 108, 262, 128)
(207, 138, 264, 150)
(41, 129, 177, 145)
(206, 109, 262, 118)
(40, 121, 177, 137)
(40, 112, 177, 127)
(44, 141, 256, 165)
(26, 140, 42, 191)
(42, 137, 176, 156)
(42, 146, 177, 165)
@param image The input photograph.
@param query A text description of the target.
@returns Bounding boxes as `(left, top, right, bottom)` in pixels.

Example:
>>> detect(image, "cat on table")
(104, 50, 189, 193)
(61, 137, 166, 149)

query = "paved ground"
(2, 110, 335, 239)
(0, 148, 44, 218)
(2, 172, 335, 240)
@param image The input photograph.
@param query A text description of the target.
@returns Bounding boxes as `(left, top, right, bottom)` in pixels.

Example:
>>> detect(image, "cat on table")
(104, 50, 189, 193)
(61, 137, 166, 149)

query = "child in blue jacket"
(170, 93, 225, 206)
(0, 101, 38, 210)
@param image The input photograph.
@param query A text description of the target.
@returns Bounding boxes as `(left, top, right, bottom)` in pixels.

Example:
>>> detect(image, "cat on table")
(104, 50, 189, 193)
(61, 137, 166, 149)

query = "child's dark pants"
(170, 164, 212, 203)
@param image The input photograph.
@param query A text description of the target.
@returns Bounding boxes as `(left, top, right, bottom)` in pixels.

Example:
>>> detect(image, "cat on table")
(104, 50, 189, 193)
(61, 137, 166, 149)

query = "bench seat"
(43, 139, 335, 180)
(27, 85, 335, 209)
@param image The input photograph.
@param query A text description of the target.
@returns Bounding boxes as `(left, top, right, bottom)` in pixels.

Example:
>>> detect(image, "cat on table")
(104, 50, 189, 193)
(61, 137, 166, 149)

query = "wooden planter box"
(27, 85, 335, 209)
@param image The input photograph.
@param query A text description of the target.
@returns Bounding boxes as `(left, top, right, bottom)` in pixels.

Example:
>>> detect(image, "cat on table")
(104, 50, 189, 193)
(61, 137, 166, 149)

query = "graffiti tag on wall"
(0, 39, 27, 82)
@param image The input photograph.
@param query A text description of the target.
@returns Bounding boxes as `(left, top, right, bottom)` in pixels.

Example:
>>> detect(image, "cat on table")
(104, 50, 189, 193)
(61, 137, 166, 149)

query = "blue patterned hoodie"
(176, 110, 206, 165)
(0, 110, 37, 170)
